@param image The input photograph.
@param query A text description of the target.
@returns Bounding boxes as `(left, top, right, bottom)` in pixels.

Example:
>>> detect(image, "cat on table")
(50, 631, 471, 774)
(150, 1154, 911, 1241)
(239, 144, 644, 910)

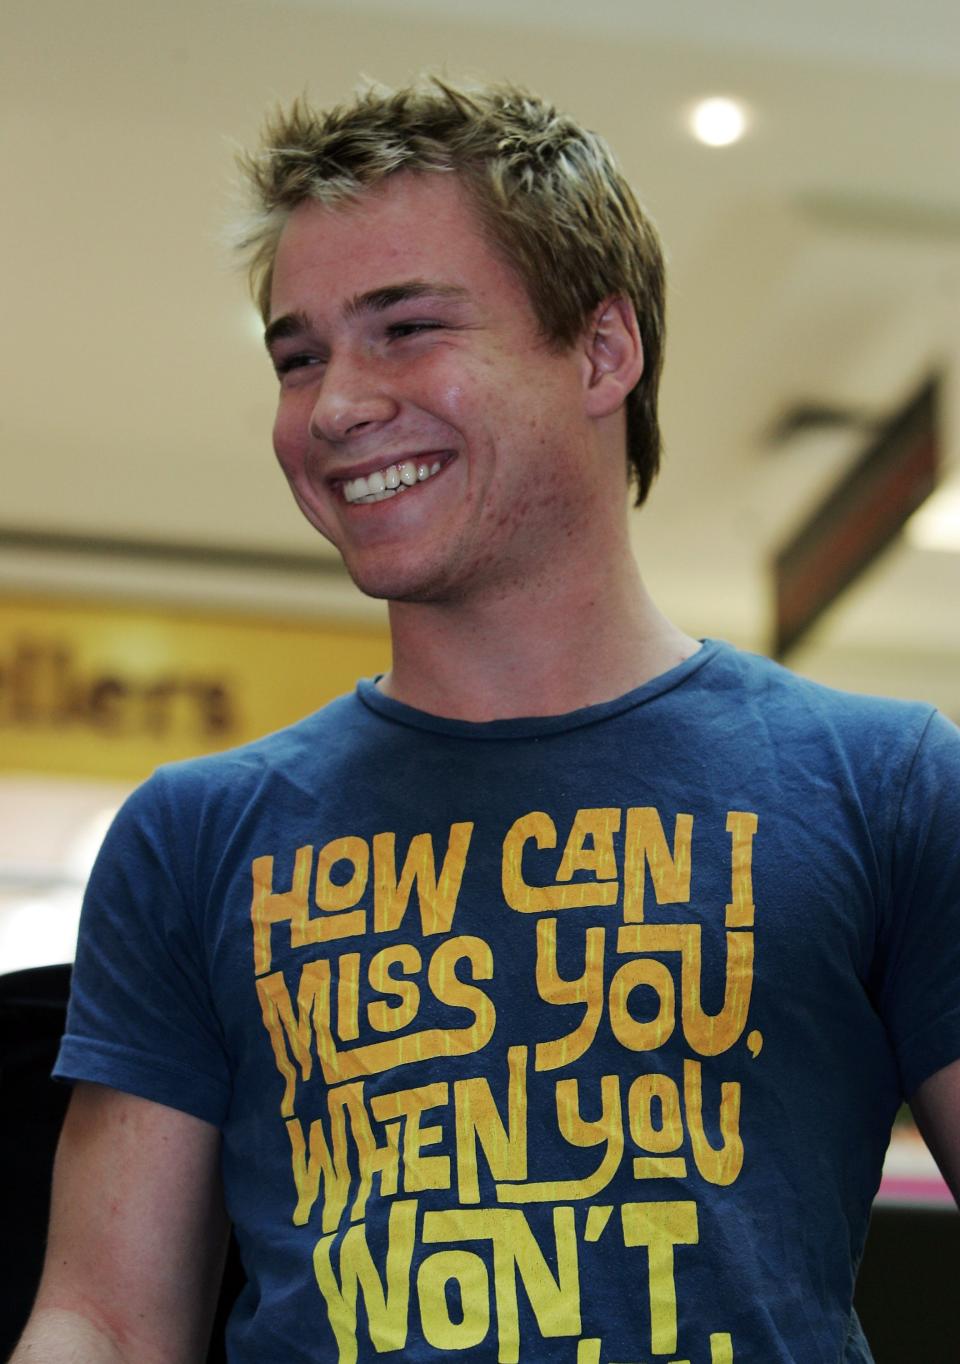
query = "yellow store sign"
(0, 594, 390, 780)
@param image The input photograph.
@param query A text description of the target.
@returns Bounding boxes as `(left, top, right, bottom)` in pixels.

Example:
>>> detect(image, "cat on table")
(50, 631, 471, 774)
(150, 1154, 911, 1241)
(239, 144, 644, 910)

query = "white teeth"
(342, 458, 446, 504)
(353, 486, 399, 504)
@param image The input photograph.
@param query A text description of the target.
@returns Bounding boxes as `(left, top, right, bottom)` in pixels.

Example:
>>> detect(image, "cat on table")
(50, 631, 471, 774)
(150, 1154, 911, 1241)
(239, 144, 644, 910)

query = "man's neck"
(378, 547, 700, 722)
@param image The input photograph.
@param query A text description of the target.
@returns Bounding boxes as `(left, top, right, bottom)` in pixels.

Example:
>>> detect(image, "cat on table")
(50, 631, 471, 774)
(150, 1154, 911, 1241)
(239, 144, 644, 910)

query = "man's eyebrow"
(263, 311, 311, 351)
(264, 283, 469, 351)
(344, 280, 470, 319)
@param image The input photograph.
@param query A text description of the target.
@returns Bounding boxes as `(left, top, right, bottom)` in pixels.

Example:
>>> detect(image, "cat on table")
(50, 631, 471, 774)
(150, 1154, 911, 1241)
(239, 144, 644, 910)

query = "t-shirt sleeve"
(875, 709, 960, 1098)
(54, 770, 232, 1126)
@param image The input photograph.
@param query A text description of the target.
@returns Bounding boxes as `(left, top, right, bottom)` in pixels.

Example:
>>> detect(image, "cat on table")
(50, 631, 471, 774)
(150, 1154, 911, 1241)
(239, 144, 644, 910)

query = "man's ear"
(581, 296, 644, 419)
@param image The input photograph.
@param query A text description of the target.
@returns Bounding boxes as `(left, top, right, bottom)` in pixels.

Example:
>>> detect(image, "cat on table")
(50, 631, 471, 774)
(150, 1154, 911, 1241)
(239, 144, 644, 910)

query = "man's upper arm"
(25, 1081, 229, 1363)
(910, 1057, 960, 1208)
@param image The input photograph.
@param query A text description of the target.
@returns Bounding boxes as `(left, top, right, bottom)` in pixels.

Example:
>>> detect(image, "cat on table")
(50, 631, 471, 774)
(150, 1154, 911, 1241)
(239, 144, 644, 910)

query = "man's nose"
(308, 350, 399, 442)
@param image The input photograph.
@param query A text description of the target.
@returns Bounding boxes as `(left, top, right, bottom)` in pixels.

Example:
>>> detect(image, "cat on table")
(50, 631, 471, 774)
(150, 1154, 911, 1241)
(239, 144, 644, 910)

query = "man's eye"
(387, 321, 443, 339)
(274, 353, 321, 377)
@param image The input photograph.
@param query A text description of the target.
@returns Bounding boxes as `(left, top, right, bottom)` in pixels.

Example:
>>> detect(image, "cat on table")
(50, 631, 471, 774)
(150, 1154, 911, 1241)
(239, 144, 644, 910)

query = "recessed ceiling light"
(906, 483, 960, 553)
(689, 96, 749, 148)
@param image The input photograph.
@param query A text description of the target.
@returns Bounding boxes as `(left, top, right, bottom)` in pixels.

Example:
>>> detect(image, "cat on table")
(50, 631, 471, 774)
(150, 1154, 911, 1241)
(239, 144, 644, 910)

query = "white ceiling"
(3, 0, 959, 707)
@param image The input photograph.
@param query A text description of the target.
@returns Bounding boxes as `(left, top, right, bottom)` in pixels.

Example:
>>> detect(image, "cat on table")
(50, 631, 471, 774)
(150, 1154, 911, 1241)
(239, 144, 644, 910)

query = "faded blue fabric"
(57, 640, 960, 1363)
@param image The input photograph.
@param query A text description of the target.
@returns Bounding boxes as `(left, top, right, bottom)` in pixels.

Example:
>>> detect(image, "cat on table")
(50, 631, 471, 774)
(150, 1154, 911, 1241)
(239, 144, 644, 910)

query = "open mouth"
(340, 457, 448, 505)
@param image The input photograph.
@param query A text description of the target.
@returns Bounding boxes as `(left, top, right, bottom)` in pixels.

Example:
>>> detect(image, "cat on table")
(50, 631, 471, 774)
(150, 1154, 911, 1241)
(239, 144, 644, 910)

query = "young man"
(14, 80, 960, 1363)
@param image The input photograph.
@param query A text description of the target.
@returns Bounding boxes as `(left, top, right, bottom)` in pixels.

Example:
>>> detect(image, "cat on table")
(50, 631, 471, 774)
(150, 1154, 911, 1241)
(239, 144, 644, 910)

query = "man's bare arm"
(910, 1055, 960, 1206)
(10, 1081, 229, 1363)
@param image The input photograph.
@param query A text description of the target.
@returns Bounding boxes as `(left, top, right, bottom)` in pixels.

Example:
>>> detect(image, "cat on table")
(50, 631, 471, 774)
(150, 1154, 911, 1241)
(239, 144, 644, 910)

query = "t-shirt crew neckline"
(356, 638, 721, 740)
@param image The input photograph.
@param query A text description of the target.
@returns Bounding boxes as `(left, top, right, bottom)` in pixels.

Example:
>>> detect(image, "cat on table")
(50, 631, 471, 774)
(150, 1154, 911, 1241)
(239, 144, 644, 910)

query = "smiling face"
(268, 172, 616, 607)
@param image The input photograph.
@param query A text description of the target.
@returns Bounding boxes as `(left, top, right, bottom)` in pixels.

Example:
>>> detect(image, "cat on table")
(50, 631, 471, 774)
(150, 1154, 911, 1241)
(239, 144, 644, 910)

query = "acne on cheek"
(482, 487, 536, 536)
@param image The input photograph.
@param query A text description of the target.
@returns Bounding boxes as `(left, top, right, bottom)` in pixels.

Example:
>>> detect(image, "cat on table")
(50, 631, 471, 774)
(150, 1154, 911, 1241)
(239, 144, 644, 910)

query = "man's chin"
(345, 560, 458, 608)
(345, 561, 418, 603)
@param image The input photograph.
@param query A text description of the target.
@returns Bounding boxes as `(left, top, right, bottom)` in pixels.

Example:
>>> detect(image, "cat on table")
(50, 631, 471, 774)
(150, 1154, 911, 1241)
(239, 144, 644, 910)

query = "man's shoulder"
(696, 640, 951, 788)
(707, 639, 937, 731)
(127, 686, 373, 819)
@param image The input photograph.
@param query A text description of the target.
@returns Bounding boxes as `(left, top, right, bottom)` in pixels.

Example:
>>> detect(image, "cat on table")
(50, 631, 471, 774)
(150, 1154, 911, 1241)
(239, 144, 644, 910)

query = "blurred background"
(2, 0, 958, 1238)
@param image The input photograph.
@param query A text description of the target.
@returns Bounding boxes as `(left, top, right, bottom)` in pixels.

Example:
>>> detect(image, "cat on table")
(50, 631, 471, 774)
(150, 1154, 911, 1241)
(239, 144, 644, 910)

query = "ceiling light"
(689, 96, 749, 148)
(906, 483, 960, 552)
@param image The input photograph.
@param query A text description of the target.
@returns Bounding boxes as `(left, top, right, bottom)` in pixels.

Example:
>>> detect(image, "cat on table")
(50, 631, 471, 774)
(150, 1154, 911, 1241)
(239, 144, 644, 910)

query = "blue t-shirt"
(56, 641, 960, 1363)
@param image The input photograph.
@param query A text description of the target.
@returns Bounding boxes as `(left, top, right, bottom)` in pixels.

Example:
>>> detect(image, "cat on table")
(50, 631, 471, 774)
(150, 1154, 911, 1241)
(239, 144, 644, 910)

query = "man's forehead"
(271, 174, 470, 274)
(268, 172, 525, 324)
